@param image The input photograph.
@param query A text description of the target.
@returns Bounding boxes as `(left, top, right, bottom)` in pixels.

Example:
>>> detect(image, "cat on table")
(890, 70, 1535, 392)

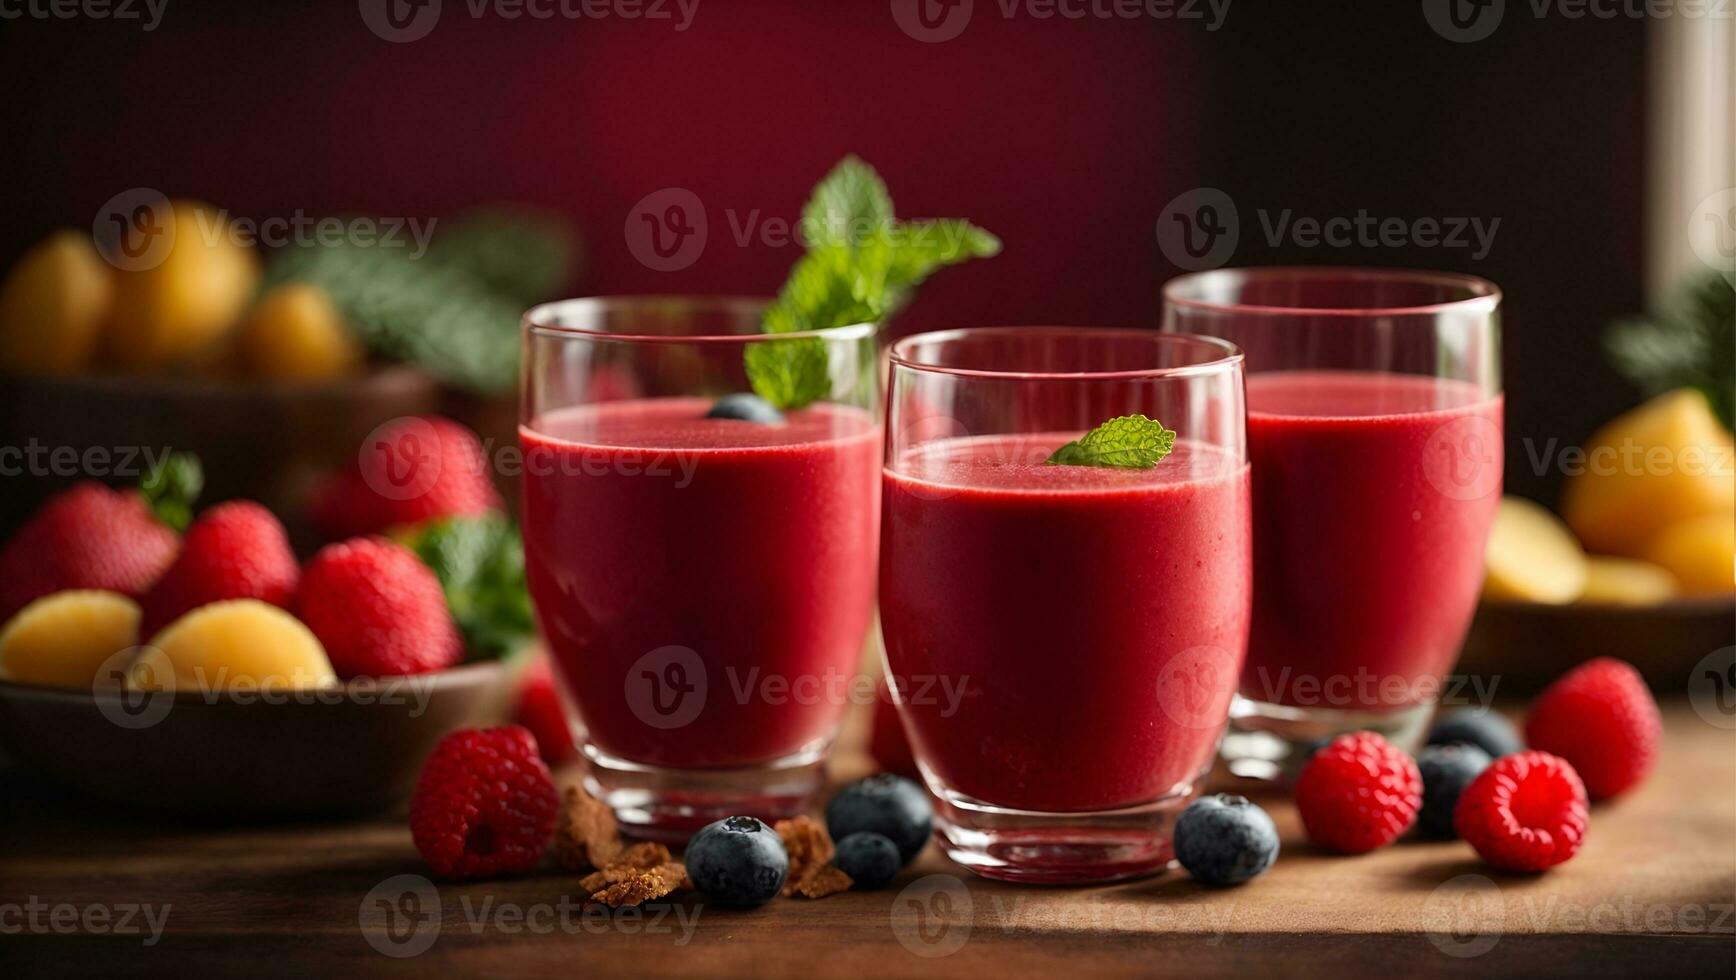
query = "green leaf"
(425, 207, 578, 304)
(799, 155, 894, 250)
(750, 156, 1000, 411)
(140, 452, 203, 531)
(1046, 415, 1177, 469)
(403, 513, 536, 662)
(1606, 270, 1734, 431)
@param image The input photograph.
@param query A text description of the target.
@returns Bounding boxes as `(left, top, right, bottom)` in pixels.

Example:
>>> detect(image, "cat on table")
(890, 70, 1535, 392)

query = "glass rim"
(887, 326, 1245, 381)
(1162, 266, 1502, 318)
(522, 295, 879, 345)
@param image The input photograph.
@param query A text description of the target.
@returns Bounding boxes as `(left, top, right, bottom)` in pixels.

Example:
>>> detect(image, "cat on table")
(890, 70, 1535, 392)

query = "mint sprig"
(1045, 416, 1177, 469)
(140, 451, 203, 531)
(748, 156, 1000, 409)
(403, 513, 536, 662)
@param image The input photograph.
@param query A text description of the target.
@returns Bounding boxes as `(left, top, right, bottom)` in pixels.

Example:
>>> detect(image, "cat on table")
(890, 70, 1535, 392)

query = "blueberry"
(684, 816, 788, 908)
(1415, 743, 1492, 839)
(832, 832, 902, 890)
(824, 774, 932, 864)
(706, 393, 784, 424)
(1172, 794, 1280, 887)
(1427, 708, 1523, 759)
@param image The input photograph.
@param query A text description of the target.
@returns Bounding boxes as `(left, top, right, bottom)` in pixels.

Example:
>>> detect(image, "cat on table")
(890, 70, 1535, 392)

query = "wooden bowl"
(1459, 595, 1735, 695)
(0, 368, 444, 543)
(0, 662, 509, 817)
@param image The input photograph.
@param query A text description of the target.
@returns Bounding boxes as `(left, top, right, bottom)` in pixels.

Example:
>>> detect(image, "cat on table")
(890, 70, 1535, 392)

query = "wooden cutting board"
(1, 703, 1731, 979)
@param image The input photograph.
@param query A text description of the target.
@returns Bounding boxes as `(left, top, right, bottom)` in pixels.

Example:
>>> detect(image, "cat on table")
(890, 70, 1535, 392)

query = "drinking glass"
(1163, 268, 1503, 779)
(881, 327, 1250, 883)
(520, 297, 880, 838)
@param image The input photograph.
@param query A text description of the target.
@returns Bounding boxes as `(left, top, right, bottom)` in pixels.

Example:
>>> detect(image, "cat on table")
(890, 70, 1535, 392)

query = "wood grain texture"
(2, 703, 1732, 979)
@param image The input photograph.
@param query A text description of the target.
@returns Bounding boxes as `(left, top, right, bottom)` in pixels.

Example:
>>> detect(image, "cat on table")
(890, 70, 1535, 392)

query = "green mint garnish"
(403, 512, 536, 662)
(1045, 415, 1177, 469)
(747, 156, 1000, 410)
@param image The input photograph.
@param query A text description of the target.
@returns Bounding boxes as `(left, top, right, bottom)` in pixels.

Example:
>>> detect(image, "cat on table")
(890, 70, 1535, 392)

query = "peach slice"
(1483, 496, 1588, 604)
(1578, 556, 1677, 606)
(1644, 514, 1736, 597)
(0, 590, 141, 689)
(135, 599, 336, 692)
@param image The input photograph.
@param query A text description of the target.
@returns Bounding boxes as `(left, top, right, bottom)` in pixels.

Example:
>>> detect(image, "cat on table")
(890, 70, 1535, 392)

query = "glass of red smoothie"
(1163, 268, 1503, 780)
(519, 297, 880, 839)
(881, 327, 1251, 883)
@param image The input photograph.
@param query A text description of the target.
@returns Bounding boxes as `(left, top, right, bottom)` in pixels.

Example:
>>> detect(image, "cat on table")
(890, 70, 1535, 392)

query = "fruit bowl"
(0, 367, 443, 543)
(0, 660, 513, 816)
(1459, 595, 1734, 695)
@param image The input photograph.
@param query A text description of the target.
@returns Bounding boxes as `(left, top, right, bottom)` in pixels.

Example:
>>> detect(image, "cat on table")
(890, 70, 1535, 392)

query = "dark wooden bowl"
(1459, 595, 1735, 695)
(0, 662, 509, 816)
(0, 368, 444, 543)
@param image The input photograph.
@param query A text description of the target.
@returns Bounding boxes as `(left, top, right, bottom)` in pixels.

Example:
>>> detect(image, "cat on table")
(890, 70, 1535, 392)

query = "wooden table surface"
(2, 702, 1732, 979)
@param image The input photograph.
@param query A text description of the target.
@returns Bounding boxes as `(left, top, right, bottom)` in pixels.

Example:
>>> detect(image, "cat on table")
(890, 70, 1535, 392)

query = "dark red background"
(0, 0, 1648, 502)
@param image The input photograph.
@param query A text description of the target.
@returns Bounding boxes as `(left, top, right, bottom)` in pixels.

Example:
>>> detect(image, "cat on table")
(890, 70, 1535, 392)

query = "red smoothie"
(880, 435, 1251, 813)
(1241, 371, 1502, 710)
(520, 397, 880, 769)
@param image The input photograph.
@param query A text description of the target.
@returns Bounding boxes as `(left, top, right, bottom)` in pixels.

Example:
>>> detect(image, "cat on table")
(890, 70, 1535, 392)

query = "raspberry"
(1524, 657, 1661, 800)
(1294, 731, 1422, 853)
(511, 658, 576, 765)
(140, 501, 299, 638)
(1454, 751, 1588, 872)
(295, 537, 462, 678)
(409, 726, 559, 879)
(310, 416, 500, 539)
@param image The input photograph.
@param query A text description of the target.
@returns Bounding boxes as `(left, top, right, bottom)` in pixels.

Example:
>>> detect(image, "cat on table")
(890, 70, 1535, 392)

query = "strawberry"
(310, 416, 500, 539)
(0, 483, 178, 622)
(139, 501, 300, 639)
(295, 537, 462, 678)
(512, 656, 577, 766)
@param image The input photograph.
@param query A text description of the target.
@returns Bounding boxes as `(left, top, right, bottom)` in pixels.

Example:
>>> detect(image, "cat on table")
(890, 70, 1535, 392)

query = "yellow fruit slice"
(1483, 496, 1588, 603)
(1578, 556, 1678, 606)
(1560, 389, 1736, 557)
(237, 283, 364, 381)
(0, 590, 140, 689)
(135, 599, 336, 692)
(1644, 514, 1736, 596)
(0, 230, 115, 376)
(103, 200, 261, 372)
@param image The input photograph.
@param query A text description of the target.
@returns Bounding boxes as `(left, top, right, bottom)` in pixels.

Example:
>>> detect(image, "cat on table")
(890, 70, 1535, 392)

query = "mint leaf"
(140, 451, 203, 531)
(1046, 415, 1177, 469)
(799, 155, 894, 250)
(1606, 270, 1734, 431)
(750, 157, 1000, 410)
(404, 513, 536, 662)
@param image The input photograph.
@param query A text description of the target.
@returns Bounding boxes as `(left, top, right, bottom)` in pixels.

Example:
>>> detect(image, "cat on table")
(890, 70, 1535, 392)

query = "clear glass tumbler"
(519, 297, 880, 839)
(1163, 268, 1503, 780)
(880, 327, 1250, 883)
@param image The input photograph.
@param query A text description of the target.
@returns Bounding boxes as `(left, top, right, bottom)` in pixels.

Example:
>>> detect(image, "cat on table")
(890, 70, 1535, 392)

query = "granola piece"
(791, 864, 853, 899)
(614, 841, 671, 870)
(775, 816, 834, 897)
(589, 862, 692, 907)
(582, 859, 691, 897)
(552, 786, 623, 871)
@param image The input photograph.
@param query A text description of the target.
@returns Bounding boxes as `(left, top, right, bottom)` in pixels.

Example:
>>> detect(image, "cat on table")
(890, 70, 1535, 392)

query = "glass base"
(1219, 695, 1432, 783)
(927, 770, 1205, 885)
(581, 740, 827, 843)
